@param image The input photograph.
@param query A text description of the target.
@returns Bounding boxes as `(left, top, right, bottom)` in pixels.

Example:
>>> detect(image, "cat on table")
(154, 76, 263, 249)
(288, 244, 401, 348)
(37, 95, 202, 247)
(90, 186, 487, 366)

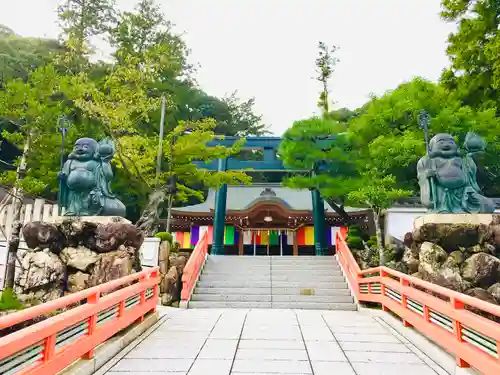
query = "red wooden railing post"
(137, 274, 147, 323)
(423, 304, 430, 322)
(151, 269, 160, 312)
(400, 277, 412, 327)
(380, 269, 389, 312)
(43, 334, 56, 363)
(451, 297, 470, 368)
(83, 291, 100, 360)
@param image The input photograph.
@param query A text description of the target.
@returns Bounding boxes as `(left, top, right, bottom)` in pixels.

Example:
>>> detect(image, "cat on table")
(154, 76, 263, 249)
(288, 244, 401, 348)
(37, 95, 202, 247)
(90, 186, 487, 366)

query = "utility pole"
(155, 95, 166, 188)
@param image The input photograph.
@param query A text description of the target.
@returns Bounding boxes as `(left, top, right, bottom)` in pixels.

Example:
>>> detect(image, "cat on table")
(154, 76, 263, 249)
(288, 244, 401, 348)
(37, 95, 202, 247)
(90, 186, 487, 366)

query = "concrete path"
(99, 308, 449, 375)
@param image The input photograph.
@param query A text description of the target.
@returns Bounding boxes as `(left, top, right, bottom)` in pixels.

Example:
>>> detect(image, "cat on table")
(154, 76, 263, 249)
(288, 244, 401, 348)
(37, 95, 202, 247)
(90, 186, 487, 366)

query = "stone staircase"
(188, 255, 357, 310)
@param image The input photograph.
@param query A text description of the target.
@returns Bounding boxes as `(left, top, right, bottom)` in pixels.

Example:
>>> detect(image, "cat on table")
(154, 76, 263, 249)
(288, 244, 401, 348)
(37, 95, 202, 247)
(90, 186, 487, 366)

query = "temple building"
(167, 183, 372, 256)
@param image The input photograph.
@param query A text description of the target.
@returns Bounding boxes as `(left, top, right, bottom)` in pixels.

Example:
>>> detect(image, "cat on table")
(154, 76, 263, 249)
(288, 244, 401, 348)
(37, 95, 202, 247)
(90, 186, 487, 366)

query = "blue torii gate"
(193, 136, 332, 256)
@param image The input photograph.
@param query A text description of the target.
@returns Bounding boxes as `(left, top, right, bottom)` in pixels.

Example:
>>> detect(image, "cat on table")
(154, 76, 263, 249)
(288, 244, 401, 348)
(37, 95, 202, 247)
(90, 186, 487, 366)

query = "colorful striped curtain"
(224, 225, 235, 245)
(304, 227, 314, 245)
(174, 232, 184, 245)
(188, 225, 237, 246)
(182, 232, 191, 248)
(269, 231, 279, 246)
(190, 226, 200, 246)
(260, 231, 269, 245)
(180, 226, 344, 248)
(243, 231, 253, 245)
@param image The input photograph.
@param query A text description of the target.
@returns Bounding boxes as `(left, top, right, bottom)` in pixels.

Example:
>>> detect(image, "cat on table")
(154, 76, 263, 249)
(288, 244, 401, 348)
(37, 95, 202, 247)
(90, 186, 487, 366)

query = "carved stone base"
(414, 214, 497, 229)
(48, 215, 131, 225)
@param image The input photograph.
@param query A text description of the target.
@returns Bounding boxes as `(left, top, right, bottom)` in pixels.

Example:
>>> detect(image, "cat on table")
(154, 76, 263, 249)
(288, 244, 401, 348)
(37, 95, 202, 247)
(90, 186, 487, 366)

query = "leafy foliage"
(0, 288, 23, 311)
(440, 0, 500, 112)
(155, 231, 173, 243)
(0, 0, 266, 222)
(315, 41, 339, 116)
(0, 27, 64, 84)
(348, 78, 500, 195)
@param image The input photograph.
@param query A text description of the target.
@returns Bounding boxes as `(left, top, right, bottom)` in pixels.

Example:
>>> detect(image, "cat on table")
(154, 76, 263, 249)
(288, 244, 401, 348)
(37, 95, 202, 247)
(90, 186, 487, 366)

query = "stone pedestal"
(403, 213, 500, 307)
(48, 215, 132, 225)
(14, 216, 143, 305)
(414, 214, 495, 229)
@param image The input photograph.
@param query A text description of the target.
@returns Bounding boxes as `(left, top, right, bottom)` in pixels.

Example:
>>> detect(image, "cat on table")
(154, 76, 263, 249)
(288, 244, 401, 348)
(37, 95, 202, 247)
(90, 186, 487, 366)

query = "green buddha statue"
(59, 138, 126, 217)
(417, 132, 495, 214)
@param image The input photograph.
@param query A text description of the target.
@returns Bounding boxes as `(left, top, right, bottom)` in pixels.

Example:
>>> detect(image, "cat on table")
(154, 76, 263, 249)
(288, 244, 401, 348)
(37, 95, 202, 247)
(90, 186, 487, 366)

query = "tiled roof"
(171, 183, 366, 214)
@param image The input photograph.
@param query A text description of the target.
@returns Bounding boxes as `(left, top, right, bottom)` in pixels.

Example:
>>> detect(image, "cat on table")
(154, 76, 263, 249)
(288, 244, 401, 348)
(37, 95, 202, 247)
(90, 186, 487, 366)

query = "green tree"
(348, 78, 500, 195)
(348, 173, 411, 265)
(315, 41, 339, 117)
(440, 0, 500, 112)
(278, 118, 357, 223)
(279, 117, 411, 263)
(58, 0, 116, 55)
(0, 26, 64, 84)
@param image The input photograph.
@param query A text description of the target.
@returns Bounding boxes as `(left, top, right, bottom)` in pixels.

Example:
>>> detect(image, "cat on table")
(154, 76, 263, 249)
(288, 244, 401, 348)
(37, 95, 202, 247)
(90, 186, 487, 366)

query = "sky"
(0, 0, 455, 135)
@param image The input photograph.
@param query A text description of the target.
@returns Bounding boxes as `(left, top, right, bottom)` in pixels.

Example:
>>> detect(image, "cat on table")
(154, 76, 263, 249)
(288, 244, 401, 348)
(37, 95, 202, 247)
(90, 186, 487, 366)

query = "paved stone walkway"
(102, 308, 448, 375)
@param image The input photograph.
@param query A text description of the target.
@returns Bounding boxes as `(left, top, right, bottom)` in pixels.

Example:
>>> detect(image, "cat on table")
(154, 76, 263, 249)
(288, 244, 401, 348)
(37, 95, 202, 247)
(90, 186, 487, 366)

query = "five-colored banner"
(172, 226, 343, 249)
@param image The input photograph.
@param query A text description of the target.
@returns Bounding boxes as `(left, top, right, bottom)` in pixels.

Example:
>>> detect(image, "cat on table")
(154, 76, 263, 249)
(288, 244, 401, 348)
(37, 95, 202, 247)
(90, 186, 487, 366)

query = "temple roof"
(171, 183, 366, 215)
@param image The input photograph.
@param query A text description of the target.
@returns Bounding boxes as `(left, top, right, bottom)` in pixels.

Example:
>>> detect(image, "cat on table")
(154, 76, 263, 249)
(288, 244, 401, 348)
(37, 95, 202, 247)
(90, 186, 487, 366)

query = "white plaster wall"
(385, 208, 427, 242)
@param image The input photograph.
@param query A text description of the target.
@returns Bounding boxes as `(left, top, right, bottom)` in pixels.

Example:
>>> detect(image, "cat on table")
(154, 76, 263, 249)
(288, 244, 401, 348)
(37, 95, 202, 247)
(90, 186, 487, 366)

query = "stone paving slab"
(102, 308, 448, 375)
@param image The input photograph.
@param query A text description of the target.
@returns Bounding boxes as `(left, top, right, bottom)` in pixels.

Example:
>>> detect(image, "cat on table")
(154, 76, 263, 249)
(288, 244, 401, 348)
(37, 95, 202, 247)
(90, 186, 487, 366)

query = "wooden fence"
(0, 199, 59, 240)
(0, 267, 160, 375)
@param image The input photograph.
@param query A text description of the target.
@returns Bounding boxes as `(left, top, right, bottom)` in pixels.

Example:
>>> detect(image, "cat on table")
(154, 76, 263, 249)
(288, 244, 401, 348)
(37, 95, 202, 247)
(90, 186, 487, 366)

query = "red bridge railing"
(336, 231, 500, 375)
(0, 267, 160, 375)
(181, 231, 209, 302)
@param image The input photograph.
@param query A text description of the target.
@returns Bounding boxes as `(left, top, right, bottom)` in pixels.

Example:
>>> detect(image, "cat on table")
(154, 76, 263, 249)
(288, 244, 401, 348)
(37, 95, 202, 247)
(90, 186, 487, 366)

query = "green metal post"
(212, 158, 227, 255)
(312, 189, 328, 256)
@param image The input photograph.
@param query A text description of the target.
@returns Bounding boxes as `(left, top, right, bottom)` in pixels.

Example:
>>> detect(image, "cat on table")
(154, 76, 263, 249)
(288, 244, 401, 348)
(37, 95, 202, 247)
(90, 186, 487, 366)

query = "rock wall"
(14, 217, 144, 305)
(157, 240, 188, 306)
(350, 216, 500, 308)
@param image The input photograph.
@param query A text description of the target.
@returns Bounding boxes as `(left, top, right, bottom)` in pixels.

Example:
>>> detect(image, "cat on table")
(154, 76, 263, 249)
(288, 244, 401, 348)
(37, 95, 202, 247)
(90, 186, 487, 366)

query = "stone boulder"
(465, 288, 498, 305)
(169, 254, 188, 275)
(94, 222, 144, 253)
(87, 250, 135, 288)
(412, 223, 491, 253)
(12, 217, 142, 305)
(402, 247, 420, 274)
(23, 222, 66, 253)
(16, 250, 65, 289)
(60, 246, 99, 272)
(417, 242, 470, 292)
(462, 253, 500, 289)
(161, 266, 179, 306)
(487, 283, 500, 302)
(68, 271, 90, 293)
(14, 250, 66, 304)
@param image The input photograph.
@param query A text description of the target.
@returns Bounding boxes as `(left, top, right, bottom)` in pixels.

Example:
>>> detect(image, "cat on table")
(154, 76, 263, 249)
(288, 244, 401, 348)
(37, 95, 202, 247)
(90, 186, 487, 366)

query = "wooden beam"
(293, 231, 299, 256)
(238, 229, 244, 256)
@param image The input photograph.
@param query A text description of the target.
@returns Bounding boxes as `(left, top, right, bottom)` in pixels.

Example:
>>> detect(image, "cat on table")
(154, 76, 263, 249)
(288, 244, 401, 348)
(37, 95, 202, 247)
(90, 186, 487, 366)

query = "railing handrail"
(337, 234, 500, 318)
(336, 231, 500, 375)
(0, 267, 159, 375)
(0, 267, 155, 330)
(181, 231, 209, 301)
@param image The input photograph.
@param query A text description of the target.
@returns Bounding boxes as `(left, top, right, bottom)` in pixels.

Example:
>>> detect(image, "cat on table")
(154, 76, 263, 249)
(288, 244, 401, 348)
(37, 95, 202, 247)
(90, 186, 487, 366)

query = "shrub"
(346, 235, 364, 250)
(366, 236, 377, 249)
(155, 232, 173, 243)
(0, 288, 24, 311)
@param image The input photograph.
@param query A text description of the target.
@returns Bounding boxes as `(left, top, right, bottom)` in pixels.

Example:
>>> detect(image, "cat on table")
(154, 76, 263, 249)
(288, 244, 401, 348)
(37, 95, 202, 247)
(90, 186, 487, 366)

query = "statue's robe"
(417, 154, 495, 214)
(62, 158, 126, 217)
